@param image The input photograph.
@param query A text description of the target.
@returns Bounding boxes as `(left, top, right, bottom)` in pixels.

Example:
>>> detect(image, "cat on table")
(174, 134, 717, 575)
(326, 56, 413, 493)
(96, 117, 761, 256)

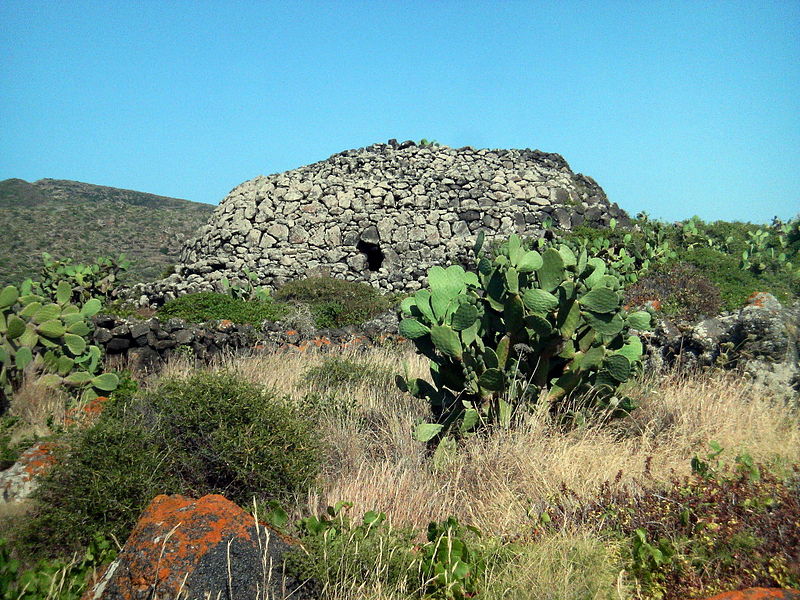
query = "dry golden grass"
(156, 347, 800, 540)
(5, 378, 69, 441)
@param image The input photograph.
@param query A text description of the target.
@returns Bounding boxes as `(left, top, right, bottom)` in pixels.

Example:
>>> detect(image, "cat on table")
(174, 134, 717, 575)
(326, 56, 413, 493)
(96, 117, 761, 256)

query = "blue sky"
(1, 1, 797, 223)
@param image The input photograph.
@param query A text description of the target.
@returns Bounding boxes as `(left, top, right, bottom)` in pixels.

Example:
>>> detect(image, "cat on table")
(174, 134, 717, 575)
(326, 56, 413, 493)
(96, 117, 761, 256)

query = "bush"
(625, 262, 722, 322)
(15, 372, 322, 560)
(274, 277, 392, 328)
(679, 247, 793, 310)
(157, 291, 288, 324)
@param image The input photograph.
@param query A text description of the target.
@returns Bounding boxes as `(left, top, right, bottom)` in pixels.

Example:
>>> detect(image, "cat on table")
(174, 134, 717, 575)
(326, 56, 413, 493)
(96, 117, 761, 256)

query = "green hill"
(0, 178, 214, 285)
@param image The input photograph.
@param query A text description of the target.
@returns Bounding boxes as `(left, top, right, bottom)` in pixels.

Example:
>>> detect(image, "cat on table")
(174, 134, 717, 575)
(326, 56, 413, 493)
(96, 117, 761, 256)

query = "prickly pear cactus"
(37, 252, 130, 304)
(397, 233, 652, 441)
(0, 280, 118, 403)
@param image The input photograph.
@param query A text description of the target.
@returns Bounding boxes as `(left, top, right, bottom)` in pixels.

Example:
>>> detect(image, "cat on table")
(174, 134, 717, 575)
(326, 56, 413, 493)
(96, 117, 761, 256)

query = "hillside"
(0, 178, 214, 285)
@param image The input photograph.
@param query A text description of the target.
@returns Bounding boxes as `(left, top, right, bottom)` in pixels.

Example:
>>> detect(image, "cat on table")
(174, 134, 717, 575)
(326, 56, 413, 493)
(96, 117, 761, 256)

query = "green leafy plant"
(629, 528, 677, 593)
(274, 276, 393, 329)
(691, 440, 725, 479)
(418, 139, 441, 148)
(419, 517, 485, 599)
(35, 252, 130, 305)
(560, 220, 678, 285)
(0, 534, 116, 600)
(0, 280, 118, 403)
(397, 234, 651, 442)
(219, 267, 272, 302)
(157, 291, 288, 324)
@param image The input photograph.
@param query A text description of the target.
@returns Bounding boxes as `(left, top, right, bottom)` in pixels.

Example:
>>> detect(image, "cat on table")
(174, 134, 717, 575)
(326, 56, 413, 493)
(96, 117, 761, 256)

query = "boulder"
(0, 441, 58, 503)
(84, 494, 315, 600)
(647, 293, 800, 396)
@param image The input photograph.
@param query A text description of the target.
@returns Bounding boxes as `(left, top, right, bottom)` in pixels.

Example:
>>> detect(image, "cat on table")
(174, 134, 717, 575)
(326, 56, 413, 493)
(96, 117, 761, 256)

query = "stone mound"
(138, 140, 628, 304)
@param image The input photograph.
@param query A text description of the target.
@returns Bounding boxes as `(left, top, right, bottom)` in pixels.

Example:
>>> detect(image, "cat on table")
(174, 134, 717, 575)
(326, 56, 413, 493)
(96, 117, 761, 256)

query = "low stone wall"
(92, 315, 259, 371)
(91, 311, 403, 371)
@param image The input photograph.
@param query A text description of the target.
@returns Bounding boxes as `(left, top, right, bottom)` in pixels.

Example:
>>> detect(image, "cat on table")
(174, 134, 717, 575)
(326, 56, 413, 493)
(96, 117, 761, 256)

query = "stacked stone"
(138, 140, 628, 304)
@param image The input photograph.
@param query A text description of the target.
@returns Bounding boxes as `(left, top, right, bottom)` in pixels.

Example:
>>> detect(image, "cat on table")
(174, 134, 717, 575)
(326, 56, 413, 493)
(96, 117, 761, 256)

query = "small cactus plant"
(0, 279, 118, 402)
(397, 233, 651, 442)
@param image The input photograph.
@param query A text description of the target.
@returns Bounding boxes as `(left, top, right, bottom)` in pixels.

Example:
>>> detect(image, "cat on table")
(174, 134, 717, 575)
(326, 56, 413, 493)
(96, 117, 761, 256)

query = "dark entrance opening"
(356, 240, 385, 271)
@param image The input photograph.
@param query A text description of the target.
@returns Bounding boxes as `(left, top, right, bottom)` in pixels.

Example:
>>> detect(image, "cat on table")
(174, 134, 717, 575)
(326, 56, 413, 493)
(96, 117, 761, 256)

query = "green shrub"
(15, 372, 322, 561)
(624, 262, 722, 321)
(679, 247, 793, 310)
(274, 277, 393, 329)
(157, 291, 288, 324)
(16, 417, 177, 559)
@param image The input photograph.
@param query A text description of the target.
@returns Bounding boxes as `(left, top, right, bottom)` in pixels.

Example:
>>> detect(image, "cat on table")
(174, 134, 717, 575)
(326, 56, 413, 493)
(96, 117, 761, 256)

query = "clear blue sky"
(1, 1, 798, 223)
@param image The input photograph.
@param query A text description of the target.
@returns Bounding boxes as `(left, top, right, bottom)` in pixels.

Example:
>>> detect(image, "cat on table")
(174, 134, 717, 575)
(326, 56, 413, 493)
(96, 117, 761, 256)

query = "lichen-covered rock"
(0, 441, 58, 503)
(83, 494, 314, 600)
(698, 588, 800, 600)
(647, 293, 800, 396)
(134, 141, 628, 303)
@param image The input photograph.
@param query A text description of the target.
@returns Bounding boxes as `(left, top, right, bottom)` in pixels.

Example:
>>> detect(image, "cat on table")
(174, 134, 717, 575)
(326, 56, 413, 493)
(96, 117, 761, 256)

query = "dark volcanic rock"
(83, 494, 315, 600)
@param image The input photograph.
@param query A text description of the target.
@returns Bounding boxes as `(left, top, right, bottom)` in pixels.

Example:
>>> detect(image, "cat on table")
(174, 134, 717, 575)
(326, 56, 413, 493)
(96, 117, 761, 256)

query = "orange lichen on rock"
(64, 396, 109, 428)
(699, 588, 800, 600)
(1, 441, 59, 503)
(82, 494, 314, 600)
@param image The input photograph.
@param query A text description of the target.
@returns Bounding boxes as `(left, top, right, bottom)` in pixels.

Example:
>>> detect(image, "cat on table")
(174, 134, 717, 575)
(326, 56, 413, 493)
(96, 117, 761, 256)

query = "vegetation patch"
(303, 356, 395, 392)
(625, 261, 722, 321)
(679, 246, 793, 310)
(11, 372, 322, 561)
(157, 291, 288, 324)
(565, 450, 800, 598)
(274, 276, 394, 329)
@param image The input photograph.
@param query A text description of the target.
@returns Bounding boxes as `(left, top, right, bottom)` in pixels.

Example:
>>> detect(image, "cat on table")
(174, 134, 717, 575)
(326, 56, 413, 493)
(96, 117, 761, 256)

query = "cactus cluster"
(397, 233, 651, 441)
(555, 218, 678, 285)
(741, 218, 799, 277)
(0, 280, 118, 402)
(36, 252, 130, 304)
(220, 266, 271, 301)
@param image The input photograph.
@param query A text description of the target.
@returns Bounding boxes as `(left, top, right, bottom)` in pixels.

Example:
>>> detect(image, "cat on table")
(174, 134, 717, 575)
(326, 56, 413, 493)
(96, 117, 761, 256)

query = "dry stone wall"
(139, 140, 628, 304)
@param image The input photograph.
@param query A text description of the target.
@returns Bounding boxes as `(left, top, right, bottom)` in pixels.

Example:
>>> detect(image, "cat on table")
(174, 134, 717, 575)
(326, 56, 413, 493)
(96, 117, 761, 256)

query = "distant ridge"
(0, 178, 214, 285)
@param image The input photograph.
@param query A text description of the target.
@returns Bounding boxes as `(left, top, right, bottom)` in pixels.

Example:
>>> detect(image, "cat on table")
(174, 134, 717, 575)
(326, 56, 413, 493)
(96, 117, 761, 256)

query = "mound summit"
(142, 140, 629, 302)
